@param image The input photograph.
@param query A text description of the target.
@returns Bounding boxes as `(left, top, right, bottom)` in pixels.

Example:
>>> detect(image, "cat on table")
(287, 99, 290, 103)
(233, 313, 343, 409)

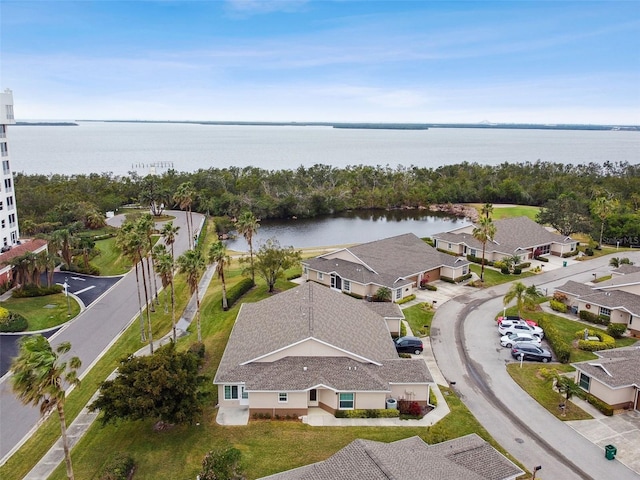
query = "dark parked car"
(511, 343, 552, 363)
(394, 336, 423, 355)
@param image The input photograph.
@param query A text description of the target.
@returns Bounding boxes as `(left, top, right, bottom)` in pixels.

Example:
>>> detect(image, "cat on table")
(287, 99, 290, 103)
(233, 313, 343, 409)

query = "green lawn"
(2, 293, 80, 331)
(507, 363, 592, 421)
(90, 237, 132, 275)
(466, 204, 540, 221)
(403, 302, 434, 337)
(469, 264, 535, 287)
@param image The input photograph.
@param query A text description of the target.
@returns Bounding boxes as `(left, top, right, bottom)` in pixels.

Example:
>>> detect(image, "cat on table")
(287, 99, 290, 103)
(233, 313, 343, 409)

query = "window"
(224, 385, 239, 400)
(462, 266, 468, 275)
(2, 160, 9, 174)
(278, 392, 288, 403)
(6, 196, 13, 209)
(303, 266, 308, 275)
(339, 392, 354, 409)
(4, 178, 10, 189)
(0, 125, 5, 138)
(395, 288, 402, 300)
(318, 272, 324, 280)
(309, 389, 317, 402)
(470, 249, 477, 257)
(5, 104, 14, 120)
(579, 373, 590, 391)
(448, 243, 452, 249)
(537, 244, 551, 255)
(1, 220, 5, 229)
(599, 307, 611, 317)
(343, 279, 350, 292)
(0, 143, 7, 157)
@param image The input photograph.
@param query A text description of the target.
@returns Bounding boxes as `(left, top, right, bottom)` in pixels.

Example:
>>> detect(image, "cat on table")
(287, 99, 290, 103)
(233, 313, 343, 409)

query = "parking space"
(49, 272, 123, 308)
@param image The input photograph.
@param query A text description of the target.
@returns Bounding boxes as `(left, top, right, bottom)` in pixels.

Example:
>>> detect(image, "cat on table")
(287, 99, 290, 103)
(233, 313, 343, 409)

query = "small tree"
(249, 237, 300, 293)
(373, 286, 392, 302)
(89, 343, 203, 426)
(503, 282, 542, 317)
(199, 447, 244, 480)
(235, 211, 260, 285)
(472, 216, 496, 282)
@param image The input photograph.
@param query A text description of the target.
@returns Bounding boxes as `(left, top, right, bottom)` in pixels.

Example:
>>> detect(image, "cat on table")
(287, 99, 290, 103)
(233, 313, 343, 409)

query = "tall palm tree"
(161, 221, 180, 342)
(591, 196, 619, 247)
(208, 240, 231, 311)
(174, 182, 196, 249)
(51, 229, 76, 269)
(235, 211, 260, 285)
(137, 213, 159, 307)
(116, 222, 146, 342)
(153, 244, 177, 341)
(11, 335, 81, 480)
(472, 216, 496, 282)
(503, 281, 542, 318)
(177, 249, 206, 342)
(481, 202, 493, 219)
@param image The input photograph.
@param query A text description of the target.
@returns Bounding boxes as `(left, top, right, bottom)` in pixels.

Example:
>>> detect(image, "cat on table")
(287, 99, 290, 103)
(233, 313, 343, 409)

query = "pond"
(223, 209, 472, 250)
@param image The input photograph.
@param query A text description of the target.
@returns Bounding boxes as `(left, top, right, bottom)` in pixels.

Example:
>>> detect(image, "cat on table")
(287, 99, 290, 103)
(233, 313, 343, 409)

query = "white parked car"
(500, 332, 542, 348)
(498, 320, 544, 339)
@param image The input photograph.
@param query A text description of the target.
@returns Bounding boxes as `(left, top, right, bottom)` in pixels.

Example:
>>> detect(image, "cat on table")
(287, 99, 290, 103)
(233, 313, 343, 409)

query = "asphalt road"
(0, 210, 202, 462)
(431, 251, 640, 480)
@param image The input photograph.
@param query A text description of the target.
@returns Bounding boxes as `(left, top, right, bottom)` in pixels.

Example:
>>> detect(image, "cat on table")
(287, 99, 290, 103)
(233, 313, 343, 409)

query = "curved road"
(0, 210, 203, 463)
(431, 251, 640, 480)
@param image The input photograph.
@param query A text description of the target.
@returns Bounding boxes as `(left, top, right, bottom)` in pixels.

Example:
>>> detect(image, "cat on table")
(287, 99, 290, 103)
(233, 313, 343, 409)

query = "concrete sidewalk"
(23, 263, 217, 480)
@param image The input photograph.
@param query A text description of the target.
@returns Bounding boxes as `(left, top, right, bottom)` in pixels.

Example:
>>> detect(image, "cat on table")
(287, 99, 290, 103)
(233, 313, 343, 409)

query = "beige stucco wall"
(249, 391, 308, 409)
(354, 392, 386, 409)
(258, 338, 363, 362)
(390, 383, 430, 403)
(318, 388, 337, 409)
(217, 385, 241, 407)
(386, 318, 401, 336)
(436, 239, 464, 255)
(609, 309, 631, 326)
(586, 379, 636, 407)
(306, 270, 331, 286)
(322, 250, 360, 263)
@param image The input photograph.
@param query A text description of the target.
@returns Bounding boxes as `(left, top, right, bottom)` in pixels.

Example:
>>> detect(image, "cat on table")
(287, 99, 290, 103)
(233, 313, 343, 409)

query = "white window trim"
(224, 385, 239, 400)
(338, 392, 354, 410)
(278, 392, 288, 403)
(318, 272, 324, 280)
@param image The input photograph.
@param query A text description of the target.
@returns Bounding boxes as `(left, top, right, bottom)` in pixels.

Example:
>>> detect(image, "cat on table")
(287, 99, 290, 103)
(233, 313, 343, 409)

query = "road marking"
(73, 286, 96, 295)
(71, 276, 86, 281)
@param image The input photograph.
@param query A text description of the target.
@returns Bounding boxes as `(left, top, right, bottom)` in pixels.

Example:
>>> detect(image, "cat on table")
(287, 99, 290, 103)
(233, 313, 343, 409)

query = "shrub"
(549, 299, 568, 313)
(188, 341, 206, 361)
(574, 329, 615, 351)
(441, 273, 473, 284)
(199, 447, 243, 480)
(537, 317, 570, 363)
(534, 256, 549, 262)
(424, 284, 438, 291)
(553, 292, 568, 302)
(398, 399, 423, 418)
(225, 277, 254, 308)
(563, 250, 579, 258)
(400, 322, 407, 338)
(513, 267, 522, 275)
(397, 294, 416, 305)
(12, 284, 63, 298)
(466, 254, 494, 266)
(61, 263, 101, 276)
(579, 309, 600, 324)
(500, 267, 510, 274)
(607, 323, 627, 339)
(334, 409, 399, 418)
(99, 452, 135, 480)
(516, 262, 531, 269)
(0, 312, 28, 333)
(584, 247, 594, 256)
(0, 306, 9, 319)
(574, 390, 614, 416)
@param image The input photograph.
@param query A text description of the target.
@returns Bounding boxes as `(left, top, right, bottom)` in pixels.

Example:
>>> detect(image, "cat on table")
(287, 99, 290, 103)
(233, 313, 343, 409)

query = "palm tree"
(177, 249, 206, 342)
(503, 281, 542, 318)
(137, 213, 159, 307)
(51, 229, 77, 269)
(11, 335, 81, 480)
(472, 216, 496, 282)
(235, 211, 260, 285)
(591, 195, 619, 247)
(116, 222, 146, 343)
(208, 240, 231, 311)
(174, 182, 196, 249)
(161, 221, 180, 341)
(481, 202, 493, 219)
(153, 244, 176, 341)
(43, 251, 58, 287)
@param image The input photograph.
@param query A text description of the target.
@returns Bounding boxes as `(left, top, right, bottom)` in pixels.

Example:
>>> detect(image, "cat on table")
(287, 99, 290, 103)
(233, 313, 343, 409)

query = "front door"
(240, 386, 249, 406)
(308, 389, 318, 407)
(330, 274, 342, 290)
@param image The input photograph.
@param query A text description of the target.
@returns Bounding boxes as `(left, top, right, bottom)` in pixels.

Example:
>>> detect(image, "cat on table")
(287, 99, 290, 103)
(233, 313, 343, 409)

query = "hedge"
(549, 299, 568, 313)
(579, 310, 610, 326)
(537, 317, 571, 363)
(575, 390, 614, 416)
(516, 262, 531, 269)
(575, 329, 615, 351)
(534, 256, 549, 262)
(607, 323, 627, 339)
(0, 312, 28, 333)
(334, 408, 399, 418)
(562, 249, 580, 258)
(440, 273, 473, 284)
(466, 254, 494, 267)
(12, 284, 63, 298)
(397, 294, 416, 305)
(225, 278, 255, 309)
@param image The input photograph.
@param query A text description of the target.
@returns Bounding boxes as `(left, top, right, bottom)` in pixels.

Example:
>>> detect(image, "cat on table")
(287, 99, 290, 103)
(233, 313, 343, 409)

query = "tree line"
(14, 160, 639, 243)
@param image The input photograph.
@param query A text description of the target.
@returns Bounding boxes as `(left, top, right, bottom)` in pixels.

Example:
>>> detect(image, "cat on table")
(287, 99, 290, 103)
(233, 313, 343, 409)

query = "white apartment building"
(0, 89, 20, 248)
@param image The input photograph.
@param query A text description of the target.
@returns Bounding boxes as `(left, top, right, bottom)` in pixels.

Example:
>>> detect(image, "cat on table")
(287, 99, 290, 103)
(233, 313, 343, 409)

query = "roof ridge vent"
(588, 362, 613, 377)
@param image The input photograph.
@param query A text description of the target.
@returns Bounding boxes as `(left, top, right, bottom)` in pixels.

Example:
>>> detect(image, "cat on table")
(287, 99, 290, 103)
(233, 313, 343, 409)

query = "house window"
(2, 160, 9, 174)
(318, 272, 324, 280)
(0, 142, 7, 157)
(395, 288, 402, 300)
(343, 279, 350, 292)
(309, 389, 317, 402)
(599, 307, 611, 317)
(4, 178, 10, 189)
(462, 266, 468, 275)
(303, 266, 308, 275)
(537, 244, 550, 255)
(470, 249, 477, 257)
(579, 373, 590, 391)
(278, 392, 288, 403)
(241, 387, 248, 400)
(224, 385, 239, 400)
(448, 243, 452, 249)
(339, 392, 354, 409)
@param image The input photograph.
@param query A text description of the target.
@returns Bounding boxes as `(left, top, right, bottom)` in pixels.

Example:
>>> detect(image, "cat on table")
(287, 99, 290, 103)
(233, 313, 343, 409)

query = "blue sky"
(1, 0, 639, 124)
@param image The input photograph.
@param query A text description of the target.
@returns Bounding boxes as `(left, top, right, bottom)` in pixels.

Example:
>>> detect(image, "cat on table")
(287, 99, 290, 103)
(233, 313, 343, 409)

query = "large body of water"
(223, 209, 471, 250)
(8, 122, 640, 176)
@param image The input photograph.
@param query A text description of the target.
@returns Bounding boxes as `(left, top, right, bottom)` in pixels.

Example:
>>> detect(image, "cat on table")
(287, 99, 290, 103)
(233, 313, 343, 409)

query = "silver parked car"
(500, 332, 542, 348)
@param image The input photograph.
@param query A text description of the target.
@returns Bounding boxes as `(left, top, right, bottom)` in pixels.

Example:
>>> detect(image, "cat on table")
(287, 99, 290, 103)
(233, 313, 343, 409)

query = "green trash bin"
(605, 444, 617, 460)
(563, 261, 567, 267)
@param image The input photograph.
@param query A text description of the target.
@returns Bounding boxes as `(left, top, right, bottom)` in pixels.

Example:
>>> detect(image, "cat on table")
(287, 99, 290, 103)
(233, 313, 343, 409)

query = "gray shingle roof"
(259, 434, 524, 480)
(596, 271, 640, 289)
(364, 302, 405, 320)
(555, 280, 599, 298)
(215, 282, 401, 383)
(303, 233, 469, 290)
(612, 265, 640, 275)
(579, 290, 640, 317)
(572, 347, 640, 388)
(434, 216, 576, 256)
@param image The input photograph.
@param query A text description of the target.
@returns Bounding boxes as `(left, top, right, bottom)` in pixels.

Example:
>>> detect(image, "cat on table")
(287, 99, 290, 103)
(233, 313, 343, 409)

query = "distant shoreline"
(15, 119, 639, 132)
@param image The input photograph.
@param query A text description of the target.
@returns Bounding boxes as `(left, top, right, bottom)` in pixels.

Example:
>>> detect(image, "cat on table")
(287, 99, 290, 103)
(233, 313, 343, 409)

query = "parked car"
(498, 320, 544, 338)
(497, 315, 537, 327)
(511, 343, 552, 363)
(394, 336, 423, 355)
(500, 332, 542, 348)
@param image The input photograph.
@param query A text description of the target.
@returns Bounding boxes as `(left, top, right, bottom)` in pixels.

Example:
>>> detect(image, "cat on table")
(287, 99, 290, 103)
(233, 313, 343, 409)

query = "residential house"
(302, 233, 470, 304)
(259, 434, 524, 480)
(214, 281, 432, 418)
(555, 278, 640, 337)
(433, 216, 578, 262)
(0, 238, 48, 286)
(572, 347, 640, 412)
